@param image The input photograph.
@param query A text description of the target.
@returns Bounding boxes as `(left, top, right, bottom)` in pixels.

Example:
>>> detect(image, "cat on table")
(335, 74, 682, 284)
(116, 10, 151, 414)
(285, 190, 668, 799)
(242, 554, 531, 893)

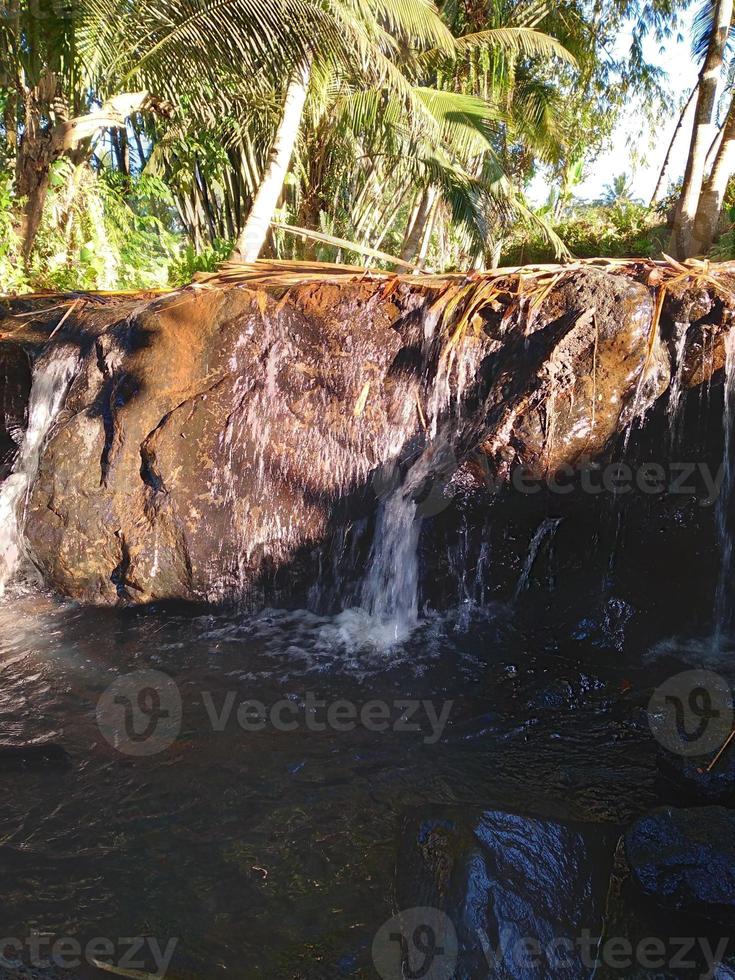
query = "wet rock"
(0, 738, 70, 770)
(397, 806, 619, 980)
(23, 283, 416, 603)
(525, 671, 607, 713)
(0, 344, 31, 480)
(625, 806, 735, 923)
(479, 270, 668, 479)
(657, 745, 735, 805)
(0, 267, 727, 605)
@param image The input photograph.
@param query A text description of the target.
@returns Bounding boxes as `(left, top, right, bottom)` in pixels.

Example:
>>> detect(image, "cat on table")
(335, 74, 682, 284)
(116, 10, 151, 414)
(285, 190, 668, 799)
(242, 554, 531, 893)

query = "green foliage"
(0, 161, 183, 294)
(502, 201, 669, 265)
(600, 173, 639, 205)
(708, 176, 735, 259)
(0, 175, 27, 294)
(29, 161, 181, 291)
(0, 0, 701, 286)
(168, 239, 233, 286)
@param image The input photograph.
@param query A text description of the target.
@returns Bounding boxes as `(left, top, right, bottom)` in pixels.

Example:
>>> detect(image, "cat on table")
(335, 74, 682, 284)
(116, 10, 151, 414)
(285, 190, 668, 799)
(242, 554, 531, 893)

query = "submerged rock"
(397, 806, 619, 980)
(0, 738, 70, 770)
(657, 745, 735, 805)
(625, 806, 735, 923)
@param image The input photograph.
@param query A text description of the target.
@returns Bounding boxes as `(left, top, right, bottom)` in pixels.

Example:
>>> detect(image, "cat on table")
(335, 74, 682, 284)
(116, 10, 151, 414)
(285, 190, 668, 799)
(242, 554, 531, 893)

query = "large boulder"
(23, 282, 423, 603)
(625, 806, 735, 924)
(0, 264, 728, 605)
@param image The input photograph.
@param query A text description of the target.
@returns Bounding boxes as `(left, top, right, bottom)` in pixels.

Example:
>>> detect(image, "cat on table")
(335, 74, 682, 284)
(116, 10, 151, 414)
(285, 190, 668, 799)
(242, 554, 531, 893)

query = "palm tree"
(692, 95, 735, 252)
(671, 0, 734, 257)
(0, 0, 327, 257)
(230, 0, 576, 263)
(601, 173, 637, 204)
(688, 0, 735, 253)
(229, 0, 460, 261)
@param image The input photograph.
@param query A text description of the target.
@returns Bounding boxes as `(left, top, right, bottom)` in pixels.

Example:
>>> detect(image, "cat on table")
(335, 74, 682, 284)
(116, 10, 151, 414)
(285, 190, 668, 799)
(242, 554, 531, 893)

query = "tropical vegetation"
(2, 0, 735, 293)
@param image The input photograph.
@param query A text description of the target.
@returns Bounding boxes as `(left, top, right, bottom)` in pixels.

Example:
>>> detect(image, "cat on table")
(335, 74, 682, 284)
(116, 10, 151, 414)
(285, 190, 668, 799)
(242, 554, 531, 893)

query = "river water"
(3, 580, 727, 978)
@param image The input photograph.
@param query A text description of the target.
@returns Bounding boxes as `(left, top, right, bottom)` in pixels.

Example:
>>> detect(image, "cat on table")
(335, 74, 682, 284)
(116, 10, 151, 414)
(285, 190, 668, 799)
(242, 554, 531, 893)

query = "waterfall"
(667, 323, 689, 451)
(360, 490, 421, 643)
(0, 347, 78, 595)
(713, 330, 735, 647)
(356, 314, 484, 642)
(513, 517, 562, 600)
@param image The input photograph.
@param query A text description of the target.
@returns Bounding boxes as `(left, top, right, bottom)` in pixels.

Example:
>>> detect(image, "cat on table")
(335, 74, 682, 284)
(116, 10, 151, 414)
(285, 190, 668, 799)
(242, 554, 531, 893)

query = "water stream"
(359, 490, 421, 643)
(667, 322, 689, 451)
(513, 516, 562, 600)
(0, 347, 78, 595)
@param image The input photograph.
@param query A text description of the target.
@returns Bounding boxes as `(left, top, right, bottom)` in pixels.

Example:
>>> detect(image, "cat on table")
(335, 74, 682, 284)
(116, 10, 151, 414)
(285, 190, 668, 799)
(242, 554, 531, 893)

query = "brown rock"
(0, 267, 727, 605)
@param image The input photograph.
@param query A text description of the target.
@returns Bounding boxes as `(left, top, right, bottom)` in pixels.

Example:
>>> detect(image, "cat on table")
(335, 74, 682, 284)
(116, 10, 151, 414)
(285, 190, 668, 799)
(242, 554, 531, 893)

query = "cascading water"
(667, 323, 689, 451)
(359, 490, 421, 643)
(0, 347, 78, 595)
(713, 330, 735, 647)
(513, 517, 562, 600)
(355, 297, 487, 643)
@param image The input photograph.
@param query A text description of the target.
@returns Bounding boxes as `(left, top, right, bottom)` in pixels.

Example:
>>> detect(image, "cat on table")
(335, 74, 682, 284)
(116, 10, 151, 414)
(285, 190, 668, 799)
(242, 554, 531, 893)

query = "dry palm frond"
(18, 256, 735, 318)
(271, 222, 422, 269)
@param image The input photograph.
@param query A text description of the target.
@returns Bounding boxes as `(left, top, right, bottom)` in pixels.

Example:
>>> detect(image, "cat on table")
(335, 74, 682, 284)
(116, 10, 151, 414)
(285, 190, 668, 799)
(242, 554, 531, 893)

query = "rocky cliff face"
(0, 260, 732, 605)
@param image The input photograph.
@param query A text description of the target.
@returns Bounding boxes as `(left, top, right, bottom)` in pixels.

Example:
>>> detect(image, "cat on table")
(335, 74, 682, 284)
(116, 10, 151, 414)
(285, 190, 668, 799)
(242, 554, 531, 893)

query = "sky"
(530, 9, 700, 206)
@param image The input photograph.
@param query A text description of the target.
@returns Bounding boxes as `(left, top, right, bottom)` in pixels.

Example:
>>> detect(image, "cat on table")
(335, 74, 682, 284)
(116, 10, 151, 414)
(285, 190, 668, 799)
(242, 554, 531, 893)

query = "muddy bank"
(0, 258, 733, 605)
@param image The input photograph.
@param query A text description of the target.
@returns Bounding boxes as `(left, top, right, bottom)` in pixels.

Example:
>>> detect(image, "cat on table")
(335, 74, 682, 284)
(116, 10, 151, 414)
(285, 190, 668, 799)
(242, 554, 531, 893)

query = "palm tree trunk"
(670, 0, 733, 258)
(705, 120, 726, 174)
(691, 94, 735, 254)
(417, 193, 440, 268)
(650, 82, 697, 205)
(231, 58, 311, 262)
(401, 186, 438, 262)
(17, 89, 159, 259)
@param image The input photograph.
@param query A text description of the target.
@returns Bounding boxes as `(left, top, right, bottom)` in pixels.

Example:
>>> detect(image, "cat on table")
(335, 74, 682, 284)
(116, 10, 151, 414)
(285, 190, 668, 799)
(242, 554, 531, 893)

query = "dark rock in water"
(625, 806, 735, 923)
(0, 966, 82, 980)
(657, 745, 735, 805)
(396, 806, 619, 980)
(0, 739, 70, 770)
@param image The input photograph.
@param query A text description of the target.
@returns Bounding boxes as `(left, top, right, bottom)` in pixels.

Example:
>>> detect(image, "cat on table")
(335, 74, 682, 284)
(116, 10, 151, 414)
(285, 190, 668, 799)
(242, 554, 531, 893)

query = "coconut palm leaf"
(454, 27, 577, 64)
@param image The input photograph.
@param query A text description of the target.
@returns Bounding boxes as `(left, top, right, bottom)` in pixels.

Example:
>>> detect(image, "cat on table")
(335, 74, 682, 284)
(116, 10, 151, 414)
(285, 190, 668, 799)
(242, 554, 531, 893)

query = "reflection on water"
(1, 587, 720, 978)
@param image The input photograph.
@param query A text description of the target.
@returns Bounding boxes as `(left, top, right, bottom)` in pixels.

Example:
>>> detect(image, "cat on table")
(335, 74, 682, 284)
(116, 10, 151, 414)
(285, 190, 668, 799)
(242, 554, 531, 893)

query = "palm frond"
(455, 27, 577, 65)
